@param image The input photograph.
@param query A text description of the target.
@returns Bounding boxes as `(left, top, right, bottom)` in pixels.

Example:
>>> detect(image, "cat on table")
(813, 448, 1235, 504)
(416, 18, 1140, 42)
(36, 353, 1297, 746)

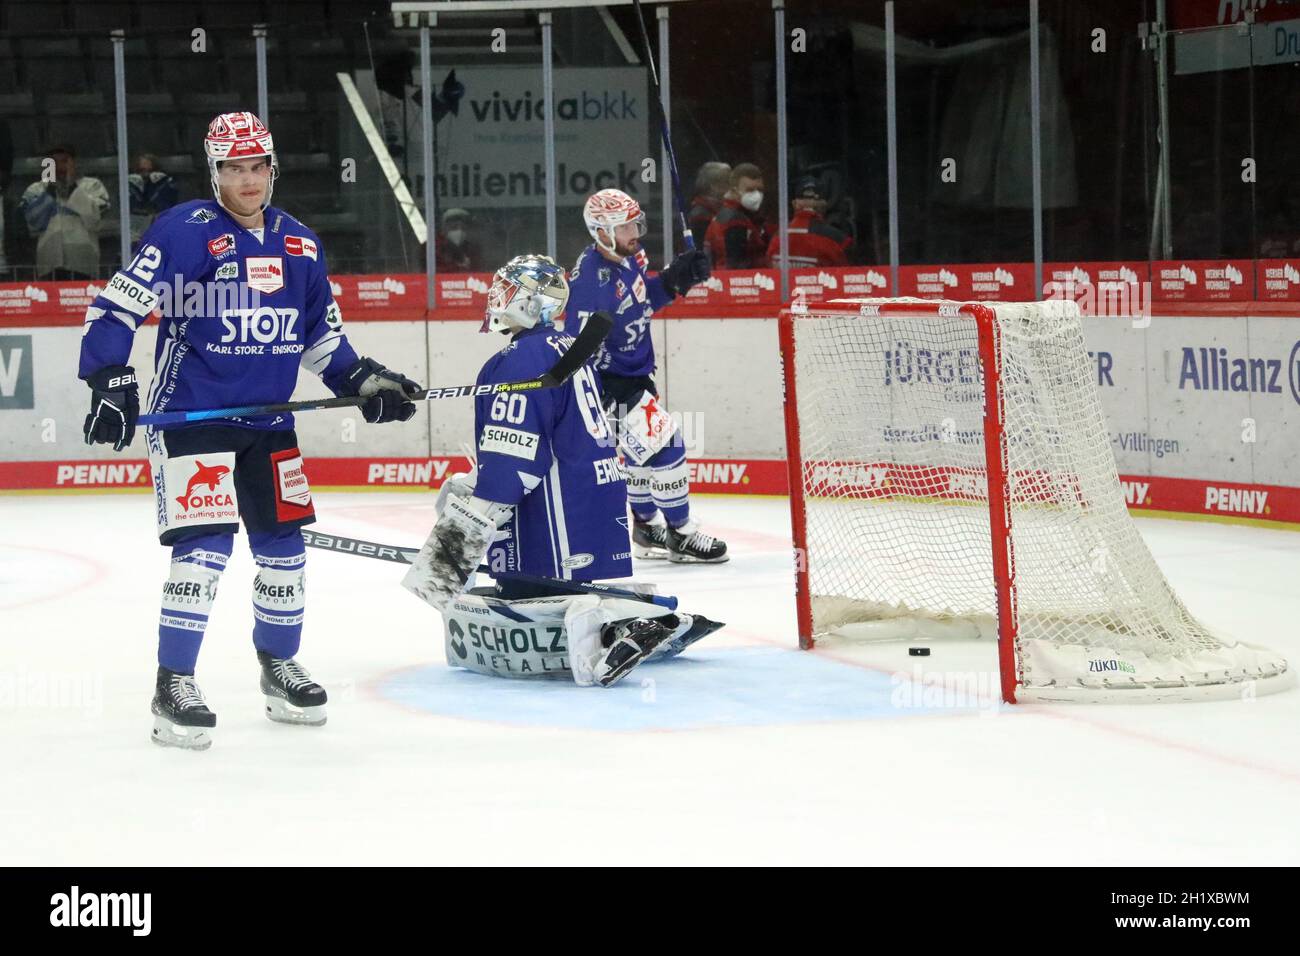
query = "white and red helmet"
(204, 111, 278, 210)
(583, 188, 646, 253)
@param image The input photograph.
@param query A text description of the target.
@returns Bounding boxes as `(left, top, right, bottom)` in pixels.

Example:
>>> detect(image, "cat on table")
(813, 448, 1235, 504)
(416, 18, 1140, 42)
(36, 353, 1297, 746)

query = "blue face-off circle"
(376, 647, 981, 731)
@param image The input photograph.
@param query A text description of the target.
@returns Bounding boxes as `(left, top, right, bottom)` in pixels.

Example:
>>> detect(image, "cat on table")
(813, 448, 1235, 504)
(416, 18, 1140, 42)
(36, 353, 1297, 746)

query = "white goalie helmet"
(482, 254, 570, 334)
(583, 188, 647, 254)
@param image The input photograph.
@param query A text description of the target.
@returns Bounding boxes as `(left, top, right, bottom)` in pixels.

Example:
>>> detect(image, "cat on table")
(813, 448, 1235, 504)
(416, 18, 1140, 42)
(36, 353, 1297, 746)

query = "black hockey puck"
(908, 647, 931, 657)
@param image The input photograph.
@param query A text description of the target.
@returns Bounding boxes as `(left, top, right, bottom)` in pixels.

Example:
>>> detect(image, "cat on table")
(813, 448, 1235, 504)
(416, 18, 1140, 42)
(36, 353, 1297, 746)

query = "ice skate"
(665, 519, 728, 564)
(151, 667, 216, 751)
(258, 651, 328, 726)
(632, 516, 669, 560)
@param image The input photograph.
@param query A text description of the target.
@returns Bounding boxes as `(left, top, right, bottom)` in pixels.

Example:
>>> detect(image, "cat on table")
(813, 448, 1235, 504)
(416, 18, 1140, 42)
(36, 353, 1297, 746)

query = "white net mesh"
(788, 298, 1290, 700)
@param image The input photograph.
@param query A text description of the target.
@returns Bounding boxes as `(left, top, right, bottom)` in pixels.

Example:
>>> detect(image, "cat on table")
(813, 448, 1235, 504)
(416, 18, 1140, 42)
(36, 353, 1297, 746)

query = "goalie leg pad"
(565, 594, 675, 687)
(439, 591, 709, 685)
(442, 593, 575, 679)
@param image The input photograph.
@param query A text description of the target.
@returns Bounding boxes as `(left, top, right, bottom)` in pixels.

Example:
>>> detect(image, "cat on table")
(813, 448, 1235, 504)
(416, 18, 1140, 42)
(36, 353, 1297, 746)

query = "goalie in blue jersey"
(77, 112, 423, 749)
(401, 255, 721, 686)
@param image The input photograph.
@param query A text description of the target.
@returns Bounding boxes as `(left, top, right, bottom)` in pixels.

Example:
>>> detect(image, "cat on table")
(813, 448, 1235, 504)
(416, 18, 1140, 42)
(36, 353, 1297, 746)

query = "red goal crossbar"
(778, 300, 1021, 703)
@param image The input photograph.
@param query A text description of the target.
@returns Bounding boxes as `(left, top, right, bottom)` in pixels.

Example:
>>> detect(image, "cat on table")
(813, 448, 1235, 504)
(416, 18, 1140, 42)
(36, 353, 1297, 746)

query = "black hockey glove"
(337, 357, 423, 423)
(659, 248, 711, 297)
(83, 364, 139, 452)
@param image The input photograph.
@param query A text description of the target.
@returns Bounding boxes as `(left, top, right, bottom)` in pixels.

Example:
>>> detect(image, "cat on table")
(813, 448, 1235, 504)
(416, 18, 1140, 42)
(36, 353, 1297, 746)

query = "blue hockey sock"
(157, 533, 233, 674)
(627, 464, 657, 522)
(648, 440, 690, 528)
(249, 528, 307, 659)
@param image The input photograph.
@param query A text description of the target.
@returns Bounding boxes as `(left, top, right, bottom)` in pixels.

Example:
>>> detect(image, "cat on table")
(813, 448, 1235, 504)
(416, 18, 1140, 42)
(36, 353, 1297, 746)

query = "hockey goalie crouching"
(401, 255, 722, 686)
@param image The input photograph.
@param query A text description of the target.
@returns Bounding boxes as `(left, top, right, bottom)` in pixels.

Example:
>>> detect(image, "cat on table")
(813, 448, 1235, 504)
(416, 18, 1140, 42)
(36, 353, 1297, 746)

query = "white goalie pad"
(441, 591, 674, 685)
(617, 391, 678, 465)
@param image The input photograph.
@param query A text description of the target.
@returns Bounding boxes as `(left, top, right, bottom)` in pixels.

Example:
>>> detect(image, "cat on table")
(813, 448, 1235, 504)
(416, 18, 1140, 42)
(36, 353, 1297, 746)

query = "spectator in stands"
(128, 153, 179, 249)
(704, 162, 770, 269)
(688, 161, 730, 250)
(19, 145, 109, 280)
(767, 175, 852, 268)
(436, 207, 482, 272)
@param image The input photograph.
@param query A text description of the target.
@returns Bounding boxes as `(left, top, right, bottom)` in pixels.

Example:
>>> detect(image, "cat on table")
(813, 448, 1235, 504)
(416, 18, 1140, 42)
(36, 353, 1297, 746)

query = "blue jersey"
(473, 326, 632, 582)
(78, 199, 358, 430)
(565, 244, 674, 379)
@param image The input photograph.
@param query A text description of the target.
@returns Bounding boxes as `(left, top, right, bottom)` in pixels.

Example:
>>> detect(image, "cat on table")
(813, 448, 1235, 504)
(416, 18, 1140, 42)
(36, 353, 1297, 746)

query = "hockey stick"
(299, 528, 678, 610)
(629, 0, 694, 251)
(138, 311, 613, 427)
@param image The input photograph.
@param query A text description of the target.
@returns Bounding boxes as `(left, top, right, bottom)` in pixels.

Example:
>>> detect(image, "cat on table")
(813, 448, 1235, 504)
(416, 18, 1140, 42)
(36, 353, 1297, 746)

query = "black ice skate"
(632, 516, 669, 560)
(596, 617, 676, 687)
(665, 520, 729, 564)
(257, 651, 328, 726)
(151, 666, 216, 751)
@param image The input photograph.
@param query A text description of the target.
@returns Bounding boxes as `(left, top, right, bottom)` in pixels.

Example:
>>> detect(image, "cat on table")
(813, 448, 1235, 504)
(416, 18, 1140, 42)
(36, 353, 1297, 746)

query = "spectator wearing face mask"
(704, 162, 770, 269)
(767, 176, 851, 268)
(688, 161, 730, 250)
(436, 207, 481, 272)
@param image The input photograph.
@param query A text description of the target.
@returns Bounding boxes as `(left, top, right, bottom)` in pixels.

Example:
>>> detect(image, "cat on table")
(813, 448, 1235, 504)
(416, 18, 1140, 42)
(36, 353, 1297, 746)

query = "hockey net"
(780, 298, 1291, 702)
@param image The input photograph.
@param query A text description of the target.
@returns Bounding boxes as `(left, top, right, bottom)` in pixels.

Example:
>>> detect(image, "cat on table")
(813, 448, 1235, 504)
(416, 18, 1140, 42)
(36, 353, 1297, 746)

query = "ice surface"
(1, 491, 1297, 865)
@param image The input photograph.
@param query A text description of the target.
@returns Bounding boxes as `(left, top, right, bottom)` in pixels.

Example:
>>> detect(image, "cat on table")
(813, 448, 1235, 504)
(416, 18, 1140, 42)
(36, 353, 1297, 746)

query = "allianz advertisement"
(1084, 316, 1300, 487)
(434, 67, 650, 209)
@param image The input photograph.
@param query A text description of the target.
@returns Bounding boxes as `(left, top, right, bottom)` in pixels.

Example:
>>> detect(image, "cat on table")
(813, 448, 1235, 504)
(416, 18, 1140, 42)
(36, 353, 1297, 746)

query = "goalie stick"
(299, 528, 678, 611)
(138, 311, 614, 427)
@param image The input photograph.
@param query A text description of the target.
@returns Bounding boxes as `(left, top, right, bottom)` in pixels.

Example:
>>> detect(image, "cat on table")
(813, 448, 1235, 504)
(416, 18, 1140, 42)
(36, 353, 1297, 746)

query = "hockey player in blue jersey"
(78, 112, 423, 749)
(401, 255, 721, 686)
(565, 188, 727, 563)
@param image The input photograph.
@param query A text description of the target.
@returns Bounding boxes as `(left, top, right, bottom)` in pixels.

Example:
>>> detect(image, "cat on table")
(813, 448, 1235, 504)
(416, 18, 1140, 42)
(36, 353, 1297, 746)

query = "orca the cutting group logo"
(0, 334, 34, 409)
(176, 460, 233, 512)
